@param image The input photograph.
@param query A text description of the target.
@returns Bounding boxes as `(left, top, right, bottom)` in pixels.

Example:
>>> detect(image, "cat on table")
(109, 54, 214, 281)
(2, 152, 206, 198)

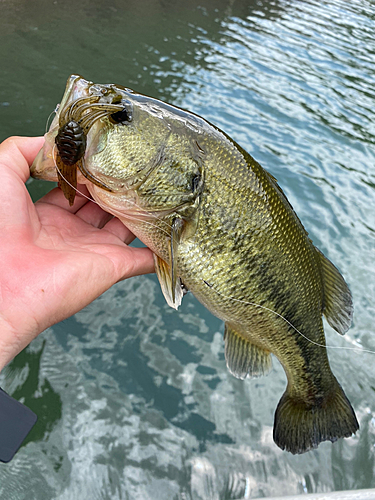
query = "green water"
(1, 0, 375, 498)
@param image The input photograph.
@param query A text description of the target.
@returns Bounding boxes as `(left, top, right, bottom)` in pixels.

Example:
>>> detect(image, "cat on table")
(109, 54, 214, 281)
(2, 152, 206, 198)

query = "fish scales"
(178, 136, 328, 382)
(31, 75, 359, 454)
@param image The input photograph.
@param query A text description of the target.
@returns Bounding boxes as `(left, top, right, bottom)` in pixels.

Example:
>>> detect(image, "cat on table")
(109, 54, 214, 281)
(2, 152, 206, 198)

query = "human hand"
(0, 136, 154, 371)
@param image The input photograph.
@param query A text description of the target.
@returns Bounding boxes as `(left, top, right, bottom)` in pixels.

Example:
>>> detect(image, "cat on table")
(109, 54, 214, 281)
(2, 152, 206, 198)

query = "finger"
(0, 136, 45, 183)
(75, 201, 113, 228)
(118, 246, 155, 278)
(94, 244, 155, 280)
(37, 184, 91, 213)
(102, 217, 136, 244)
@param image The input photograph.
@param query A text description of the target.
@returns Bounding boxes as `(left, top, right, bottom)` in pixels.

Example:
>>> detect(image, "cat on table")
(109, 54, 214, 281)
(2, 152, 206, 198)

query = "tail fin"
(273, 380, 359, 454)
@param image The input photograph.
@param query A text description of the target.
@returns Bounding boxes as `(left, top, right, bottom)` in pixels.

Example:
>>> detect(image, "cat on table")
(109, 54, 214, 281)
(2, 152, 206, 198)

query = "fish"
(31, 75, 359, 454)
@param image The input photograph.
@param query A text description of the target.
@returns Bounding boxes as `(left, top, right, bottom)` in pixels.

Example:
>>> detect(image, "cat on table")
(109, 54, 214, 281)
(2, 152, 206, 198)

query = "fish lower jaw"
(86, 186, 159, 226)
(87, 185, 180, 222)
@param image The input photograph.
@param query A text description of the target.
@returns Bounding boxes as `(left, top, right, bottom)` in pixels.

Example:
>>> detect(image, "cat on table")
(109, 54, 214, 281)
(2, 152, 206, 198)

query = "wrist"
(0, 313, 37, 372)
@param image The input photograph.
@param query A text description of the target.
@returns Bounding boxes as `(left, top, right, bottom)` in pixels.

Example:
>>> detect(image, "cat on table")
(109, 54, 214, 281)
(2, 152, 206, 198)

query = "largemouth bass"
(31, 75, 359, 454)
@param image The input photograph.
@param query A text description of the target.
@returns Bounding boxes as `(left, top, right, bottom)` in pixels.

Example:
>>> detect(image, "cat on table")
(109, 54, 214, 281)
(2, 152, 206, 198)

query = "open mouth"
(54, 92, 126, 202)
(33, 75, 130, 205)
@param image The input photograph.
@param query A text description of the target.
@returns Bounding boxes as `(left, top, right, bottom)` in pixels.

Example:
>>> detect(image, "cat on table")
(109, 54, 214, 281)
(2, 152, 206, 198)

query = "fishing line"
(51, 144, 173, 237)
(49, 115, 371, 357)
(202, 280, 374, 356)
(45, 104, 60, 134)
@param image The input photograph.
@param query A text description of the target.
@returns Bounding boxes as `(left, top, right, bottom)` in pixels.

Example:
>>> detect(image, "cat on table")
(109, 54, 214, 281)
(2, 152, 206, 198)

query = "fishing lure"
(54, 96, 126, 205)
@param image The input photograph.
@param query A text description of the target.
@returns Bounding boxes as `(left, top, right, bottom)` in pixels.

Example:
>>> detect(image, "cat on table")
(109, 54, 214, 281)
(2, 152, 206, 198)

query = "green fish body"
(31, 75, 359, 453)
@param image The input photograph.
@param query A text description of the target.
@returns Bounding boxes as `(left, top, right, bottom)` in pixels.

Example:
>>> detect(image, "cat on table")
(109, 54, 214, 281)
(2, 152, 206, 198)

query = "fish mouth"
(31, 76, 89, 181)
(57, 76, 130, 133)
(30, 75, 129, 189)
(53, 74, 129, 131)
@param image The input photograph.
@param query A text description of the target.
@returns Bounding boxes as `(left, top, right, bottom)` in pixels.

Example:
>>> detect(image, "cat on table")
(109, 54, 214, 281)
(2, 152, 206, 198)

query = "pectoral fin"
(154, 217, 185, 310)
(154, 255, 184, 309)
(224, 323, 272, 380)
(317, 249, 353, 334)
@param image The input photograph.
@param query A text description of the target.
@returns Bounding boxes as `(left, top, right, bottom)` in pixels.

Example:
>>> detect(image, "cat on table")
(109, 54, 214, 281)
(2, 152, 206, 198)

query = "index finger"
(0, 136, 45, 182)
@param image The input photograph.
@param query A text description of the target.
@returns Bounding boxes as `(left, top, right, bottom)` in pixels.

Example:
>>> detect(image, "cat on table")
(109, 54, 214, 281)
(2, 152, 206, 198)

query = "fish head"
(84, 83, 206, 223)
(31, 75, 206, 223)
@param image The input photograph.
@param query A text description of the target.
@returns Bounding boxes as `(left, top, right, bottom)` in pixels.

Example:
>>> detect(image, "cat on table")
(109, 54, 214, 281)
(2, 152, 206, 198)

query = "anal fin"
(224, 323, 272, 380)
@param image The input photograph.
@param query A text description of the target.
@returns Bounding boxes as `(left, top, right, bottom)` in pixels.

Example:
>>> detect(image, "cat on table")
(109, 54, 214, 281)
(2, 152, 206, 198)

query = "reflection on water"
(1, 0, 375, 498)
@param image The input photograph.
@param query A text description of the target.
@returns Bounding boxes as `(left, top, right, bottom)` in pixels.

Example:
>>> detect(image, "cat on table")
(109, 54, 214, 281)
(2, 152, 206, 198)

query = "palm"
(0, 136, 154, 369)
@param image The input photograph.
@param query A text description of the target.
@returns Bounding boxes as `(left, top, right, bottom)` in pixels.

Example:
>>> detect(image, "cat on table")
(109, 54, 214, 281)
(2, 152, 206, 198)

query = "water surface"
(0, 0, 374, 498)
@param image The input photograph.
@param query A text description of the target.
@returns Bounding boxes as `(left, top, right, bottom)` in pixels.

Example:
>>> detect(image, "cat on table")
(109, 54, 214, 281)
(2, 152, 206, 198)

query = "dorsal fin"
(317, 249, 353, 335)
(224, 323, 272, 380)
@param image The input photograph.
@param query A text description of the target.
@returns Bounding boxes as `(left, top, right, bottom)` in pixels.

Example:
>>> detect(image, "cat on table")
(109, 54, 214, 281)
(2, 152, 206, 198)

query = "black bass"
(31, 75, 359, 454)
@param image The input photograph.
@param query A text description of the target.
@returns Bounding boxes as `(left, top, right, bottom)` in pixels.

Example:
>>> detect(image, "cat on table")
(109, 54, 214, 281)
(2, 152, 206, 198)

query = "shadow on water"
(4, 341, 62, 445)
(1, 0, 375, 498)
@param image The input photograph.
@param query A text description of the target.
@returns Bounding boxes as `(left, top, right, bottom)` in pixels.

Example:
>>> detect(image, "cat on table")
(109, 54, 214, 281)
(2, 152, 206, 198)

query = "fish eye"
(109, 106, 132, 125)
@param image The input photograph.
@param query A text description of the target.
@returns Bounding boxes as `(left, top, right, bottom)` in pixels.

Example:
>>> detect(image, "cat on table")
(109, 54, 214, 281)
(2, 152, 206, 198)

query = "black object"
(110, 104, 133, 124)
(55, 119, 86, 166)
(0, 387, 37, 463)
